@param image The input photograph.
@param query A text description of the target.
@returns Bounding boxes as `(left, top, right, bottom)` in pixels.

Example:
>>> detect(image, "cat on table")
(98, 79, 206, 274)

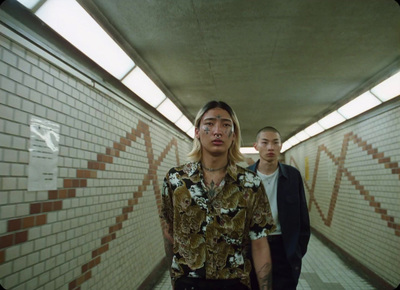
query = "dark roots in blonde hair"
(187, 100, 244, 165)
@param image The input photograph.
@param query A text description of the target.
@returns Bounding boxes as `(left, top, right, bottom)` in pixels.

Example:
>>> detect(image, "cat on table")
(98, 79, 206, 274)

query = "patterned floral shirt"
(161, 161, 275, 287)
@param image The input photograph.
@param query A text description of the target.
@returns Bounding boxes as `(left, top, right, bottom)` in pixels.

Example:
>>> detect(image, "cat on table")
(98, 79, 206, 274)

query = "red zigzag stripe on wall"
(0, 119, 180, 290)
(291, 131, 400, 237)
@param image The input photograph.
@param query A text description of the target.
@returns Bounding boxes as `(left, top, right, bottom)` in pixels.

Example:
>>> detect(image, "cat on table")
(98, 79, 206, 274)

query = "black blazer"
(248, 161, 311, 273)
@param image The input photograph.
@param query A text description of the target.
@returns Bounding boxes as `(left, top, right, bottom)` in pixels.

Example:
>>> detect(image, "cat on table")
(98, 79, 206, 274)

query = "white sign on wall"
(28, 116, 60, 191)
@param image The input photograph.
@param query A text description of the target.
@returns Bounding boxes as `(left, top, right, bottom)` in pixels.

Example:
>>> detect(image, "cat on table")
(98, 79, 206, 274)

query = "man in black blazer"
(248, 126, 310, 289)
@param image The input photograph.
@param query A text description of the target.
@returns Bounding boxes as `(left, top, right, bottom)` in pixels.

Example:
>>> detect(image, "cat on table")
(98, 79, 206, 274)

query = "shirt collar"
(253, 160, 288, 180)
(226, 164, 238, 181)
(277, 162, 288, 179)
(190, 161, 238, 181)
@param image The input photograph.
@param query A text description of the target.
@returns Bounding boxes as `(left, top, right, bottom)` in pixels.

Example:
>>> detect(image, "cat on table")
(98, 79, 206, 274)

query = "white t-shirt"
(257, 168, 281, 235)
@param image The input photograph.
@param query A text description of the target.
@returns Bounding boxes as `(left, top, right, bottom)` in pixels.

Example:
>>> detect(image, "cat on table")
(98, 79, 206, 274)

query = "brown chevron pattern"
(292, 131, 400, 237)
(0, 119, 181, 290)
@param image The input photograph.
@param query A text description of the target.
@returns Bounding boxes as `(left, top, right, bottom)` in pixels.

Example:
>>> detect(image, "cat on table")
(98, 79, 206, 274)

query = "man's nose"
(213, 122, 223, 134)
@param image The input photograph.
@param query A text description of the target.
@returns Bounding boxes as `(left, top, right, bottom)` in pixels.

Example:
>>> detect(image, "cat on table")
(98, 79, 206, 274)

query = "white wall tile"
(0, 26, 191, 290)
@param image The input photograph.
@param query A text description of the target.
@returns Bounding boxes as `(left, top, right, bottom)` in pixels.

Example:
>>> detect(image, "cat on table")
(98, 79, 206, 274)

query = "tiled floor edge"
(310, 227, 394, 290)
(137, 257, 169, 290)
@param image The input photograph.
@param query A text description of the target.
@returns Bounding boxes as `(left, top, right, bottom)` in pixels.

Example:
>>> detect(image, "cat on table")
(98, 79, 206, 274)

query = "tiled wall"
(285, 101, 400, 287)
(0, 26, 192, 289)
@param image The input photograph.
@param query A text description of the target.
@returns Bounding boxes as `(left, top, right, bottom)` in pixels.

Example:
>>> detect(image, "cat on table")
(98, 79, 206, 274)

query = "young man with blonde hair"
(161, 101, 275, 290)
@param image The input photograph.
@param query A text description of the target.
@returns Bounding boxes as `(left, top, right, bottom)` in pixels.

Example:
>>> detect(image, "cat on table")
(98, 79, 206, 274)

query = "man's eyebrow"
(261, 138, 280, 141)
(203, 117, 232, 122)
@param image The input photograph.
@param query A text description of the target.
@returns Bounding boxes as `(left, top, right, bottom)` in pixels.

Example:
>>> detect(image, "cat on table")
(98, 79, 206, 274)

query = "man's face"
(195, 107, 235, 156)
(254, 131, 282, 163)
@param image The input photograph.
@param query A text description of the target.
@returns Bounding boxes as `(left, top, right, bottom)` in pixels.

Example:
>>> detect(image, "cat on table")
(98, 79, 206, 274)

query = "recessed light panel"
(370, 71, 400, 102)
(36, 0, 134, 79)
(122, 67, 166, 107)
(304, 122, 324, 137)
(157, 99, 183, 123)
(175, 115, 193, 133)
(338, 92, 381, 119)
(318, 111, 346, 129)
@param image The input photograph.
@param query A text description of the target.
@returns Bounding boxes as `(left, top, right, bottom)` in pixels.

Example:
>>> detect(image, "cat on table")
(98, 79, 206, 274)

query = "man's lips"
(212, 140, 223, 145)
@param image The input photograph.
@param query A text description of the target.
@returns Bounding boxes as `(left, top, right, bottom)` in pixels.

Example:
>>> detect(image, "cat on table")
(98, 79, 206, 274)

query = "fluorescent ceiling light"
(338, 92, 381, 119)
(287, 136, 300, 146)
(318, 111, 346, 129)
(295, 130, 310, 142)
(16, 0, 41, 9)
(122, 67, 166, 107)
(304, 122, 324, 137)
(370, 71, 400, 102)
(281, 142, 292, 153)
(35, 0, 134, 79)
(186, 126, 195, 138)
(240, 147, 258, 154)
(157, 99, 183, 123)
(175, 115, 193, 133)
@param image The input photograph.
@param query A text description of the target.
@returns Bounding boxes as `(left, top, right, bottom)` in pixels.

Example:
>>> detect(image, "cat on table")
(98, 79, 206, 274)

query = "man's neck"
(257, 159, 278, 175)
(201, 154, 229, 170)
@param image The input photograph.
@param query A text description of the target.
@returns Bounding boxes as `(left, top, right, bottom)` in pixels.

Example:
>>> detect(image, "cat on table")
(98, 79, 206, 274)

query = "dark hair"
(256, 126, 281, 141)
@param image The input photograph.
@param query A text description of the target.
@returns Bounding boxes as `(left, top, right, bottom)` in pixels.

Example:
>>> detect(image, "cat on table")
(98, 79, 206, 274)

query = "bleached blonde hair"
(187, 100, 244, 166)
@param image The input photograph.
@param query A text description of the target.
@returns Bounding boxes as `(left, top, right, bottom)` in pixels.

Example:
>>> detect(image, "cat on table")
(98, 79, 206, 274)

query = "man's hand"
(163, 225, 174, 263)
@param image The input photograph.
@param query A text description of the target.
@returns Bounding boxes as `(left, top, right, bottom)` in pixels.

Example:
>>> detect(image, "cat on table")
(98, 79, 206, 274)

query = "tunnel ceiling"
(78, 0, 400, 146)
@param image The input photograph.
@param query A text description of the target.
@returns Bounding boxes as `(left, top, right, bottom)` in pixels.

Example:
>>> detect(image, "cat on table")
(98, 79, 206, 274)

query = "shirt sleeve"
(249, 184, 276, 240)
(160, 173, 174, 238)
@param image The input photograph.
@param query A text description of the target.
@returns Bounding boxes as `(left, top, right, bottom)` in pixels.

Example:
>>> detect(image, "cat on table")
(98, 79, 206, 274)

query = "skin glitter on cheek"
(202, 126, 210, 134)
(227, 124, 234, 137)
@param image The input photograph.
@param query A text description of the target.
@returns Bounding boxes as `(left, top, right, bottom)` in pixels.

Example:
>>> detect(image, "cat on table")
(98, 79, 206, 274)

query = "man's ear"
(253, 142, 259, 151)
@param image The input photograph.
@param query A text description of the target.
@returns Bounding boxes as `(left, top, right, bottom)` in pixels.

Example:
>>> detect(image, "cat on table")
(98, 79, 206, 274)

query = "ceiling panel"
(79, 0, 400, 145)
